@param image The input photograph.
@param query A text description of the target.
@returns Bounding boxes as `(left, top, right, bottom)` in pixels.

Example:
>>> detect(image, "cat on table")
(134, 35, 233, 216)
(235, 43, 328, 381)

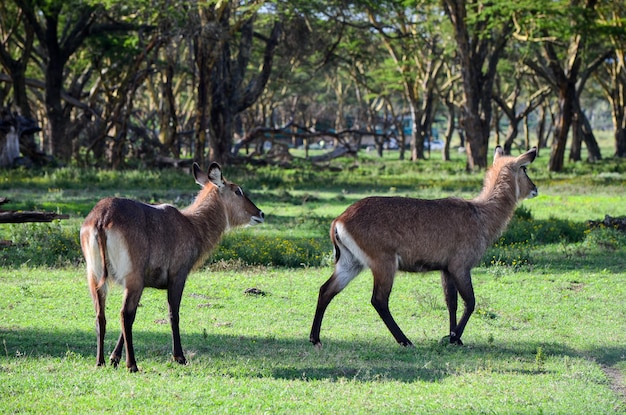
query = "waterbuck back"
(310, 147, 538, 348)
(80, 163, 264, 372)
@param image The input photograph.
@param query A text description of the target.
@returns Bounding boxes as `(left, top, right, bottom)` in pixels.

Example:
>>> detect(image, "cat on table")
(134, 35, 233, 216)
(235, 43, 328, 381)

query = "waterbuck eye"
(235, 187, 243, 196)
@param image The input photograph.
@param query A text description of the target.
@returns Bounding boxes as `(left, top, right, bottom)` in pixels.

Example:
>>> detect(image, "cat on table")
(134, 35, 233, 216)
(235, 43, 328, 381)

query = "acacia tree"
(366, 0, 446, 162)
(596, 1, 626, 158)
(15, 0, 104, 162)
(518, 0, 609, 171)
(191, 1, 282, 166)
(442, 0, 513, 170)
(0, 2, 39, 160)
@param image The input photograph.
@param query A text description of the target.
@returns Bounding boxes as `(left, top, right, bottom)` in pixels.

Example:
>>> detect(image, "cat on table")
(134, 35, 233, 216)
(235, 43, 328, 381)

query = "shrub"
(583, 226, 626, 251)
(1, 221, 82, 267)
(212, 232, 331, 268)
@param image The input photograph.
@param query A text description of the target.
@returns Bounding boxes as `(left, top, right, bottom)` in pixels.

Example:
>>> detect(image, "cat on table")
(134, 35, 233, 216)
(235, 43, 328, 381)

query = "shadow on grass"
(2, 326, 623, 383)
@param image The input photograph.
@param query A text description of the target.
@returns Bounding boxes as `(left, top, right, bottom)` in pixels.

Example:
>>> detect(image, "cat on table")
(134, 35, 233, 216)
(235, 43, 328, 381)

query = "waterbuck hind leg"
(310, 253, 365, 347)
(119, 285, 143, 372)
(371, 267, 413, 347)
(89, 277, 107, 367)
(309, 276, 341, 348)
(110, 333, 124, 368)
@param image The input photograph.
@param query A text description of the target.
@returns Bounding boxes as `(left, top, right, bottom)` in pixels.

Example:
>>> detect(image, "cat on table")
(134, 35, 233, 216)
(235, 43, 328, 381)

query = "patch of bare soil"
(602, 365, 626, 404)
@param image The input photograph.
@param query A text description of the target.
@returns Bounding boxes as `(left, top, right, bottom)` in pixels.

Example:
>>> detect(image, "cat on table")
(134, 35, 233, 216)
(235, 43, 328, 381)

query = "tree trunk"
(44, 57, 71, 162)
(193, 4, 281, 165)
(443, 99, 455, 162)
(443, 0, 508, 171)
(536, 104, 549, 150)
(409, 103, 424, 161)
(0, 128, 20, 167)
(616, 129, 626, 157)
(549, 81, 576, 172)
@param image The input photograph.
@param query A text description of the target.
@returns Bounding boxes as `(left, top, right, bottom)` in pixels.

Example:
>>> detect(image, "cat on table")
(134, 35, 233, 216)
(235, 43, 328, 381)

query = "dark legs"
(89, 277, 107, 367)
(110, 282, 143, 372)
(310, 250, 414, 348)
(309, 248, 363, 347)
(370, 262, 412, 347)
(441, 269, 475, 345)
(168, 278, 187, 365)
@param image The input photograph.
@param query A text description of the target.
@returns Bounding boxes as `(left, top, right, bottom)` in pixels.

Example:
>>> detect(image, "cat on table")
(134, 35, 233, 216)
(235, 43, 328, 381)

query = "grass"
(0, 144, 625, 413)
(1, 264, 624, 413)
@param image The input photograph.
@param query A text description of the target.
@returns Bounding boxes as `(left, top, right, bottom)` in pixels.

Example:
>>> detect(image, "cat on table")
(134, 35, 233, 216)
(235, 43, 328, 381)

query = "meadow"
(0, 144, 625, 414)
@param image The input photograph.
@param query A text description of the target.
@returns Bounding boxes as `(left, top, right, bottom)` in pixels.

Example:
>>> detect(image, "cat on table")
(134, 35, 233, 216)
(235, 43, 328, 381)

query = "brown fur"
(80, 163, 263, 372)
(310, 147, 538, 348)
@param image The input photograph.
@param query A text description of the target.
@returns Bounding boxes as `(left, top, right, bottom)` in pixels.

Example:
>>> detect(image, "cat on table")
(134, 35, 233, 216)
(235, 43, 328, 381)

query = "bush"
(212, 232, 331, 268)
(583, 226, 626, 251)
(1, 221, 82, 267)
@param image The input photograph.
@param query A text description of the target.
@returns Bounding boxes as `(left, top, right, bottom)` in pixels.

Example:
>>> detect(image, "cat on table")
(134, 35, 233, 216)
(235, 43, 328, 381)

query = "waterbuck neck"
(473, 166, 519, 241)
(182, 186, 228, 257)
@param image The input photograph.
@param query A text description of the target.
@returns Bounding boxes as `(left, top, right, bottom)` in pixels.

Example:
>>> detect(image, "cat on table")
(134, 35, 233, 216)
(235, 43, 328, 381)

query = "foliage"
(1, 222, 81, 267)
(212, 232, 330, 268)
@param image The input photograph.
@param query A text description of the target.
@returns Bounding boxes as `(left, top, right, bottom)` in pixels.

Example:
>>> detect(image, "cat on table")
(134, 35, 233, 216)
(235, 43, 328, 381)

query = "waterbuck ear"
(207, 162, 225, 188)
(516, 147, 538, 167)
(192, 162, 209, 187)
(493, 146, 505, 164)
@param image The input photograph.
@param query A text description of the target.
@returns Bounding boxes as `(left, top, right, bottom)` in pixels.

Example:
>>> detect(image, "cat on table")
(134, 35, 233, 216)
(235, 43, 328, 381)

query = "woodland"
(0, 0, 625, 172)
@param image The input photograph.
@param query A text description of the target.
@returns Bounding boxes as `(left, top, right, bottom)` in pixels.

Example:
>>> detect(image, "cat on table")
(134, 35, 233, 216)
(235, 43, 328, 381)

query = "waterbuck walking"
(81, 163, 264, 372)
(310, 147, 538, 348)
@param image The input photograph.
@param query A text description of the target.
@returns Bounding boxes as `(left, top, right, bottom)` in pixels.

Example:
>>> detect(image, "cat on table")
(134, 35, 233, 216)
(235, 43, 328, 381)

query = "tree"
(191, 1, 282, 166)
(596, 1, 626, 158)
(15, 0, 103, 162)
(442, 0, 513, 170)
(367, 0, 447, 161)
(518, 0, 609, 171)
(0, 2, 39, 160)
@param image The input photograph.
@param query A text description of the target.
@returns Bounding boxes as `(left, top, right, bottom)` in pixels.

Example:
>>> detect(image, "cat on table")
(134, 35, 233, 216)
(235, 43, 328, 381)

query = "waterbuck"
(310, 146, 538, 348)
(80, 163, 264, 372)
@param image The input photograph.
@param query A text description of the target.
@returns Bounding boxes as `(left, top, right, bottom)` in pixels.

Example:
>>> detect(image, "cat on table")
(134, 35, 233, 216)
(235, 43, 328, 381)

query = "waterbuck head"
(192, 162, 264, 227)
(490, 146, 538, 201)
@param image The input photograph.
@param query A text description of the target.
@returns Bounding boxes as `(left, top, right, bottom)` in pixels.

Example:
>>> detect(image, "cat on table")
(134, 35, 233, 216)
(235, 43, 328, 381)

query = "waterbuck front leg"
(451, 271, 475, 345)
(168, 274, 188, 365)
(442, 269, 475, 345)
(441, 269, 461, 345)
(370, 261, 413, 347)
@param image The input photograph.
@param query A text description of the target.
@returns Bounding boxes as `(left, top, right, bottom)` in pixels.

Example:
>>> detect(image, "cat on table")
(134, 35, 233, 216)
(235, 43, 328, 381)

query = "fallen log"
(0, 198, 69, 223)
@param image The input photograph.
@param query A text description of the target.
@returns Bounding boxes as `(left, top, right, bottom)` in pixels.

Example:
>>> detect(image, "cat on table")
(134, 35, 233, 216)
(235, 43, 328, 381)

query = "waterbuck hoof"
(110, 355, 121, 368)
(127, 364, 139, 373)
(310, 339, 323, 350)
(399, 340, 414, 347)
(173, 355, 187, 365)
(440, 335, 464, 346)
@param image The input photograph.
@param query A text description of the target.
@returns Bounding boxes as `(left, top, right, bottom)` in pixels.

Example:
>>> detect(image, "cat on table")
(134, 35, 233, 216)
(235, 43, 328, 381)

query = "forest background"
(1, 0, 626, 172)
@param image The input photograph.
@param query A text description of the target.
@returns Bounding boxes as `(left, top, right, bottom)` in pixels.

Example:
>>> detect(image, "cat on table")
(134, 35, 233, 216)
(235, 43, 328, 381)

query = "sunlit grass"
(0, 144, 624, 413)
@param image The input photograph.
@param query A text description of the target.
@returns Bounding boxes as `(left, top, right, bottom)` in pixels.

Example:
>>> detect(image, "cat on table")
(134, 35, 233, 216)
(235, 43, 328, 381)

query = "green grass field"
(0, 145, 625, 413)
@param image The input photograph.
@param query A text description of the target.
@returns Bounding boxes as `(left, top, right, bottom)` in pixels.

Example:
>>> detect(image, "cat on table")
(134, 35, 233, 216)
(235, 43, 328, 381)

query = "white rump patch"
(333, 222, 371, 290)
(104, 229, 133, 286)
(83, 227, 104, 282)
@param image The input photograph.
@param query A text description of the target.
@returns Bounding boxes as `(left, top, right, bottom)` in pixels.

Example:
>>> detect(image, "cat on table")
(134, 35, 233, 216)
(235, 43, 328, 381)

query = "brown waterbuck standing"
(80, 163, 264, 372)
(310, 147, 538, 348)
